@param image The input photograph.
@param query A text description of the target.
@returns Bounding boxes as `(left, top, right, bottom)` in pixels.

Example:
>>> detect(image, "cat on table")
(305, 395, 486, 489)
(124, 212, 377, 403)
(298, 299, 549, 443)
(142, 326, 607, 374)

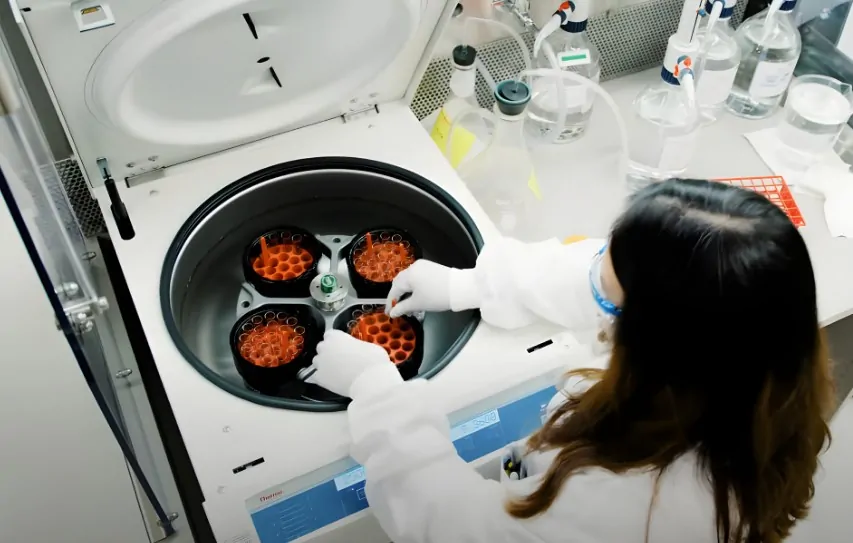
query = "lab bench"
(524, 67, 853, 328)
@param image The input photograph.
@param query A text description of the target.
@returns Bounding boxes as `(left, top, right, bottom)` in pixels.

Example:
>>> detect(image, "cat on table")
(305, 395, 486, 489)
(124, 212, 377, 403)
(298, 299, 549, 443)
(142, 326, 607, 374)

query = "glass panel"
(0, 28, 175, 539)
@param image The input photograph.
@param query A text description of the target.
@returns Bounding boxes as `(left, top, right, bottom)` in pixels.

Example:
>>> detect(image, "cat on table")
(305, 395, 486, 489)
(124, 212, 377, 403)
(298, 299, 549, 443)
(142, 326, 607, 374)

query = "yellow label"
(528, 171, 542, 200)
(431, 109, 477, 169)
(562, 235, 588, 245)
(81, 6, 101, 15)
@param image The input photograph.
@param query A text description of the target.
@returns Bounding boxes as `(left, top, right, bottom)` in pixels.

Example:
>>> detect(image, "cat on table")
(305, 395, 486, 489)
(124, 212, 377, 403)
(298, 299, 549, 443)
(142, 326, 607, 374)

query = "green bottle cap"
(320, 274, 337, 294)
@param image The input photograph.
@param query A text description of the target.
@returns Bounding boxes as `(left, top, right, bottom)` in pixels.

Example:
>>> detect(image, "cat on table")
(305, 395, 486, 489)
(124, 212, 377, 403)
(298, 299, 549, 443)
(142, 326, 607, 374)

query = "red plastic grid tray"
(714, 176, 805, 228)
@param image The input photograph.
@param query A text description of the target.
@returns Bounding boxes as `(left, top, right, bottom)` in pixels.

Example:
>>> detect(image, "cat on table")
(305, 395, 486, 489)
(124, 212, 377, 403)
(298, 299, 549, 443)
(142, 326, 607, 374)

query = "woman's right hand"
(385, 260, 455, 318)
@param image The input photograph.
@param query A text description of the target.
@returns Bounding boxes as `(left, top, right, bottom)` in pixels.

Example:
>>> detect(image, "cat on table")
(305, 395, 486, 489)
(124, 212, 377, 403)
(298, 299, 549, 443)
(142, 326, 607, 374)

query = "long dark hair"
(507, 179, 834, 543)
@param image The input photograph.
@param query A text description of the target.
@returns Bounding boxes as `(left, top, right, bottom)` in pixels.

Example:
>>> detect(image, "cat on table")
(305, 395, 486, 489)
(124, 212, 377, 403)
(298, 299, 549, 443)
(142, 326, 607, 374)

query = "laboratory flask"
(430, 45, 482, 168)
(726, 0, 802, 119)
(777, 75, 853, 156)
(695, 0, 740, 123)
(449, 80, 539, 239)
(527, 0, 601, 144)
(628, 57, 700, 190)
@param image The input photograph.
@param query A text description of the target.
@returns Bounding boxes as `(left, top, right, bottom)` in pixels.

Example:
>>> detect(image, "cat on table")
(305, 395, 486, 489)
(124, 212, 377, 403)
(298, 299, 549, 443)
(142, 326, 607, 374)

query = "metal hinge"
(0, 52, 21, 117)
(342, 104, 379, 124)
(114, 368, 133, 379)
(54, 282, 109, 334)
(157, 512, 180, 528)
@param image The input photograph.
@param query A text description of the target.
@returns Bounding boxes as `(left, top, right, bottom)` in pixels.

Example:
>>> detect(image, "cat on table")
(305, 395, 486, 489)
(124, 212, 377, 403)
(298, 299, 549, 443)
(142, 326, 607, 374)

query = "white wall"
(0, 201, 150, 543)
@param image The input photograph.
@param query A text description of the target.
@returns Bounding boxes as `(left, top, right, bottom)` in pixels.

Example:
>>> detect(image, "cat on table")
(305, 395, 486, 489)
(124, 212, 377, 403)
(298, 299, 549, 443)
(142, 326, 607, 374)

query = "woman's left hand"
(308, 330, 400, 399)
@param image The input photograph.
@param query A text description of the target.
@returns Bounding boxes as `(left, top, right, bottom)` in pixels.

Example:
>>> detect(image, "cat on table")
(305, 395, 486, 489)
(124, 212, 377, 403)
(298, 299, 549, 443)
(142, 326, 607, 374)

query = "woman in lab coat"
(309, 178, 835, 543)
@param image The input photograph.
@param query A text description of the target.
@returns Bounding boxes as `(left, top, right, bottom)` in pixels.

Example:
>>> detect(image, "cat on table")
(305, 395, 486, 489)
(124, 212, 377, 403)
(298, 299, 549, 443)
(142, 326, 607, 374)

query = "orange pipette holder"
(243, 227, 324, 298)
(339, 305, 423, 380)
(229, 305, 320, 394)
(346, 228, 422, 298)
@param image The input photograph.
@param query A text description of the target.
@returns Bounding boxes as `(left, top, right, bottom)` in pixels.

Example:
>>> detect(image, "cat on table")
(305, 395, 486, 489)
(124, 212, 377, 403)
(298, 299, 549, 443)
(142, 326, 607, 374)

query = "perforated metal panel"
(56, 159, 106, 238)
(411, 0, 747, 118)
(61, 0, 746, 238)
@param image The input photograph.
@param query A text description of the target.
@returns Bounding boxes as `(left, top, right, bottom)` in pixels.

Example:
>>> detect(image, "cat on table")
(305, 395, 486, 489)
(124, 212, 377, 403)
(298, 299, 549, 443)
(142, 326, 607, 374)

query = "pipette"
(259, 236, 270, 267)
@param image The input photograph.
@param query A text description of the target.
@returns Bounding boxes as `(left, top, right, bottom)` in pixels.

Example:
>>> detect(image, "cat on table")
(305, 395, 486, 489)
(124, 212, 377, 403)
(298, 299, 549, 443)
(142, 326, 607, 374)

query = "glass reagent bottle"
(695, 0, 740, 123)
(456, 81, 539, 239)
(726, 0, 802, 119)
(527, 1, 601, 144)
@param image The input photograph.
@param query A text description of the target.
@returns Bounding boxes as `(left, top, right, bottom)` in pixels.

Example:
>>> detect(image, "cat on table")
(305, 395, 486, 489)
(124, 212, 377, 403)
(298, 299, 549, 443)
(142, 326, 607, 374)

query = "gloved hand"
(307, 330, 402, 399)
(385, 260, 455, 318)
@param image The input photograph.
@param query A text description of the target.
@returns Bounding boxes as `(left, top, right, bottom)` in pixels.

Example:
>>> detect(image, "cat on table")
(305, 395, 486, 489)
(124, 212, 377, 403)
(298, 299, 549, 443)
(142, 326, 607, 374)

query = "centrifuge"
(17, 1, 586, 541)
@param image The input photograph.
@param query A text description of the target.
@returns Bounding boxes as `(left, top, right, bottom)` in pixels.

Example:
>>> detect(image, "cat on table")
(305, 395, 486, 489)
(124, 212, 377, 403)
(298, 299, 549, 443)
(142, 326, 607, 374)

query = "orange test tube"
(259, 236, 270, 267)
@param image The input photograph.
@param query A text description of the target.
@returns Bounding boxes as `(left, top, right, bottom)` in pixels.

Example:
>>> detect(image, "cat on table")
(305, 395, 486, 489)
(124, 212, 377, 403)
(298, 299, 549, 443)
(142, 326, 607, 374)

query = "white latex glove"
(308, 330, 403, 399)
(385, 260, 456, 318)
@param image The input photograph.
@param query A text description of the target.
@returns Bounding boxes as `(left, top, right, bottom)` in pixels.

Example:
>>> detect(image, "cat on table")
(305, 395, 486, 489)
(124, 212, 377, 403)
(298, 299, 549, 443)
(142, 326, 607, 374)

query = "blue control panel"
(248, 386, 557, 543)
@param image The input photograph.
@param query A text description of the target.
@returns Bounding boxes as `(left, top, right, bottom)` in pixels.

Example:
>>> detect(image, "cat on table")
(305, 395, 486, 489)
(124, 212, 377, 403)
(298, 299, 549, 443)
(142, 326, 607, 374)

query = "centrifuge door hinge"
(342, 104, 380, 124)
(54, 282, 110, 334)
(0, 53, 20, 117)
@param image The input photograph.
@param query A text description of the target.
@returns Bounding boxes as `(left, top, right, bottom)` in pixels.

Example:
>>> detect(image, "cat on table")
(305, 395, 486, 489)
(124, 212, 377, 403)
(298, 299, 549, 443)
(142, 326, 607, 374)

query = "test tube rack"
(231, 229, 423, 397)
(714, 176, 806, 227)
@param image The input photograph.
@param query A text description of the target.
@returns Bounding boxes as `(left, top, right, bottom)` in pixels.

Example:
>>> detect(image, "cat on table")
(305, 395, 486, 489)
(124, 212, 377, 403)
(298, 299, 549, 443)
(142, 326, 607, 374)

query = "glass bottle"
(430, 45, 481, 168)
(526, 2, 601, 144)
(628, 63, 700, 191)
(726, 0, 802, 119)
(695, 0, 740, 123)
(456, 81, 539, 238)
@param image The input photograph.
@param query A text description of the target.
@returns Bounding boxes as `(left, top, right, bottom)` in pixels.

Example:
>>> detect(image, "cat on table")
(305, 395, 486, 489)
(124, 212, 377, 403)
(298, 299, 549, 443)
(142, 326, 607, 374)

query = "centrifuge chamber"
(163, 158, 482, 410)
(96, 109, 568, 543)
(16, 0, 578, 541)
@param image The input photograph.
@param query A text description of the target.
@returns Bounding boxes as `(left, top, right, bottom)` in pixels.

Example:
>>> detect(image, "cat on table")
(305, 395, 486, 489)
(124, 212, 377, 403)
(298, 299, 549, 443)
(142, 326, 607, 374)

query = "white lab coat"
(347, 238, 719, 543)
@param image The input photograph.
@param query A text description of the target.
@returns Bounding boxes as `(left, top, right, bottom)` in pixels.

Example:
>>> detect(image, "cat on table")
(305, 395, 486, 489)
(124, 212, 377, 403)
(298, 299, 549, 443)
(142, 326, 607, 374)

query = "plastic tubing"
(475, 57, 497, 92)
(760, 0, 787, 45)
(675, 56, 699, 118)
(463, 17, 531, 74)
(699, 0, 724, 60)
(681, 72, 698, 112)
(540, 40, 569, 144)
(518, 68, 630, 184)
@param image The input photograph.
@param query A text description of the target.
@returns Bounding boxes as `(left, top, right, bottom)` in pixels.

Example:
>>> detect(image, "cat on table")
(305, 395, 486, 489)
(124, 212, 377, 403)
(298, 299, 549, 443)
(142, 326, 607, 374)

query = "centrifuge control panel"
(246, 385, 557, 542)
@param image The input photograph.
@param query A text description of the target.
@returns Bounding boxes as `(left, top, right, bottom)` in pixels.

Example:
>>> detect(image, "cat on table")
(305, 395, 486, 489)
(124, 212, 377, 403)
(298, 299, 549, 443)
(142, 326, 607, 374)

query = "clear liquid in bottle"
(726, 2, 802, 119)
(526, 10, 601, 144)
(695, 12, 739, 123)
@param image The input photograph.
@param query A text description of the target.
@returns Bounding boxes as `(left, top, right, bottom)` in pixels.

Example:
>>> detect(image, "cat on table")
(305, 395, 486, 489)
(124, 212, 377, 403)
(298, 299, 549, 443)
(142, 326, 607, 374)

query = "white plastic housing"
(18, 0, 454, 183)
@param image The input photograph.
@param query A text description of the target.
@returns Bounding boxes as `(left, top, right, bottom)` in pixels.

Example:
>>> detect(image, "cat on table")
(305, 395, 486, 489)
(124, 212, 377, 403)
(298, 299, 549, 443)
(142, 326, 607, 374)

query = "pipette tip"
(259, 237, 270, 267)
(366, 232, 374, 257)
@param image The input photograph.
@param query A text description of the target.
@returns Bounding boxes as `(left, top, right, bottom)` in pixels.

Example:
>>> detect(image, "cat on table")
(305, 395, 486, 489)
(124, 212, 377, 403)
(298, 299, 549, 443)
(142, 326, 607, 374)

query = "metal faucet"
(493, 0, 536, 29)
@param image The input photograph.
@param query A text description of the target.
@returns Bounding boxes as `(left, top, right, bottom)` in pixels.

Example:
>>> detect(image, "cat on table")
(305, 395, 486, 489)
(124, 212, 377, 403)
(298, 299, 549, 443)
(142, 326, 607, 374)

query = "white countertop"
(513, 68, 853, 327)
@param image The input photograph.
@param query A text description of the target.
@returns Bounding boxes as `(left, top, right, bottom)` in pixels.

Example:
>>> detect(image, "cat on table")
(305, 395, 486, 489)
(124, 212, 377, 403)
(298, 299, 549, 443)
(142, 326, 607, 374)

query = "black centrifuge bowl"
(161, 158, 483, 412)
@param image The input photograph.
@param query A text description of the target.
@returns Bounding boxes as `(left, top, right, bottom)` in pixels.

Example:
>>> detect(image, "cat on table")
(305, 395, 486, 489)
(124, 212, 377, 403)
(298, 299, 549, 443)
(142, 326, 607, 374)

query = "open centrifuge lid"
(85, 0, 429, 148)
